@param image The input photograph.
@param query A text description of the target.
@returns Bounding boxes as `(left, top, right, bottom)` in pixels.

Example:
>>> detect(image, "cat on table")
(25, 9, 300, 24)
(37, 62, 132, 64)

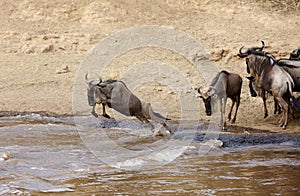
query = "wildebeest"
(238, 43, 295, 128)
(241, 41, 281, 118)
(278, 59, 300, 92)
(245, 45, 300, 118)
(85, 74, 110, 119)
(197, 70, 242, 130)
(95, 79, 174, 134)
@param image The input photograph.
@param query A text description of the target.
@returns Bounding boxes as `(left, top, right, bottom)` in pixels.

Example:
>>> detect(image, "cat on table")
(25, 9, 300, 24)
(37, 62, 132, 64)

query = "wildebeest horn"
(85, 73, 89, 84)
(250, 41, 265, 51)
(238, 46, 249, 58)
(197, 87, 203, 95)
(96, 74, 102, 83)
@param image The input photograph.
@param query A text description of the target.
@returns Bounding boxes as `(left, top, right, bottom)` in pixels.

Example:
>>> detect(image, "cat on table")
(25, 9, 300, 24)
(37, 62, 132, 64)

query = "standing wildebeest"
(238, 44, 295, 128)
(246, 46, 300, 117)
(242, 41, 281, 118)
(197, 70, 242, 130)
(85, 74, 110, 119)
(95, 79, 174, 134)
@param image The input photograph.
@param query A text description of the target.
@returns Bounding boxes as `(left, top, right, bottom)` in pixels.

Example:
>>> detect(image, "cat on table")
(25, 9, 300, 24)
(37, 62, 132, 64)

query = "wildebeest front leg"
(221, 98, 227, 130)
(102, 103, 110, 119)
(91, 105, 98, 118)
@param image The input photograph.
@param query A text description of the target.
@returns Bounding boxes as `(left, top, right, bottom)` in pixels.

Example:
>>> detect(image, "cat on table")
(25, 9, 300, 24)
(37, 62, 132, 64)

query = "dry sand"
(0, 0, 299, 132)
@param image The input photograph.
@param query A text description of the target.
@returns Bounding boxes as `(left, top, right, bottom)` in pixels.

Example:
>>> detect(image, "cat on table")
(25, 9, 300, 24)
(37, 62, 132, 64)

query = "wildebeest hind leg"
(275, 96, 288, 128)
(227, 98, 235, 122)
(136, 114, 155, 130)
(231, 95, 240, 124)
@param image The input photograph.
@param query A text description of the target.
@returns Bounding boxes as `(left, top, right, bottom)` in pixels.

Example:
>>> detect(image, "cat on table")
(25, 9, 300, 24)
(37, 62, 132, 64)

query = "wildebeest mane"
(103, 79, 118, 84)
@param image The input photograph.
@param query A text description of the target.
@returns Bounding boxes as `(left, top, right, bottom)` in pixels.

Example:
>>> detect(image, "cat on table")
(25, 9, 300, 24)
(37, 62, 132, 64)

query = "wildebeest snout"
(203, 97, 212, 116)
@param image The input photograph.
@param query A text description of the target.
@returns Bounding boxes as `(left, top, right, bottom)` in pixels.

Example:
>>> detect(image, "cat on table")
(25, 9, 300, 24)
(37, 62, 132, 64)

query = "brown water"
(0, 114, 299, 195)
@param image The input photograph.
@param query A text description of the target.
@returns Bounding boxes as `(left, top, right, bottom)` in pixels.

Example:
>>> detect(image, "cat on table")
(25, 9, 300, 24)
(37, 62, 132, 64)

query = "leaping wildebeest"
(238, 43, 295, 128)
(197, 70, 242, 130)
(88, 77, 174, 134)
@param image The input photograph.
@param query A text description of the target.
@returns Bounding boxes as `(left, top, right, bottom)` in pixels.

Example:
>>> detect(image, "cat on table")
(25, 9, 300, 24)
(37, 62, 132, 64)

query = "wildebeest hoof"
(264, 113, 268, 118)
(153, 129, 164, 137)
(222, 126, 227, 131)
(102, 114, 111, 119)
(91, 112, 98, 118)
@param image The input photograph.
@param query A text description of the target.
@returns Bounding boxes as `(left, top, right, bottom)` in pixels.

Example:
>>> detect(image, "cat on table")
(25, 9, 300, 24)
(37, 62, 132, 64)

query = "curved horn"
(85, 73, 89, 84)
(197, 87, 203, 95)
(238, 46, 249, 58)
(249, 41, 265, 51)
(261, 40, 265, 50)
(96, 74, 102, 83)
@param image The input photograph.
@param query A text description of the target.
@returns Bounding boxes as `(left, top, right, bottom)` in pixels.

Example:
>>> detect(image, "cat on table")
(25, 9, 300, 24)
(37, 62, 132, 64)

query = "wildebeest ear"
(208, 88, 216, 96)
(246, 76, 254, 81)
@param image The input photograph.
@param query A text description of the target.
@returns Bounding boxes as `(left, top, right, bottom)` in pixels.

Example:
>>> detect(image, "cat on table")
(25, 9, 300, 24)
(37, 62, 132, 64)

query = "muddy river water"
(0, 114, 299, 195)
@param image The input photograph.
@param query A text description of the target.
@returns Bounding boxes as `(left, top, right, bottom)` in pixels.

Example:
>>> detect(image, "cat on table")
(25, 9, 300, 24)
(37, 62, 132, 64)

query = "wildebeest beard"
(87, 87, 96, 106)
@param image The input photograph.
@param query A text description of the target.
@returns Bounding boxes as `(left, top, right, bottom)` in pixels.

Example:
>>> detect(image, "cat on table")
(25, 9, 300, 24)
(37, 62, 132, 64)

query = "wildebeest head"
(238, 41, 266, 74)
(237, 41, 265, 58)
(290, 48, 300, 60)
(197, 87, 216, 116)
(85, 74, 105, 106)
(238, 41, 276, 80)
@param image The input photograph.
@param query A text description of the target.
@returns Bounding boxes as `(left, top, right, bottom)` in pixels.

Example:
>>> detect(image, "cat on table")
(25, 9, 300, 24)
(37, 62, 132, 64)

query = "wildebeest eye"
(212, 94, 218, 99)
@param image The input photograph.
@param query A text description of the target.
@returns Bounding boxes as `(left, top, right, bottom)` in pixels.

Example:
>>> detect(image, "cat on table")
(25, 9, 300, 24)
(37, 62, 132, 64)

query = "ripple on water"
(0, 114, 299, 195)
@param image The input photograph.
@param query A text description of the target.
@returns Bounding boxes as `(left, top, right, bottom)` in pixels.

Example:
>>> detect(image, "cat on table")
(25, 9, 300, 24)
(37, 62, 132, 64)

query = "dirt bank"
(0, 0, 299, 133)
